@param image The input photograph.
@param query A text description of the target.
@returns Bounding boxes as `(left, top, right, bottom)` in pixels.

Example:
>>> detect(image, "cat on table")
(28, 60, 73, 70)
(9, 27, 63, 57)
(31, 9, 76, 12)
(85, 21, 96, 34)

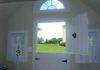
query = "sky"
(38, 22, 65, 40)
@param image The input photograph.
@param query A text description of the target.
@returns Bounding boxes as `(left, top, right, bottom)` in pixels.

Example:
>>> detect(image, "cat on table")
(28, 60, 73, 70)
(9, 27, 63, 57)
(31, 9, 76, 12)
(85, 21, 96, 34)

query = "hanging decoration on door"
(15, 36, 22, 56)
(72, 32, 77, 38)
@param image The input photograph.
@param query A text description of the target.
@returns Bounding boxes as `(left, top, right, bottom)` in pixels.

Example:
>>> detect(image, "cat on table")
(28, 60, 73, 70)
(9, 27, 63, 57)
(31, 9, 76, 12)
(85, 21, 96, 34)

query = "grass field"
(37, 44, 66, 53)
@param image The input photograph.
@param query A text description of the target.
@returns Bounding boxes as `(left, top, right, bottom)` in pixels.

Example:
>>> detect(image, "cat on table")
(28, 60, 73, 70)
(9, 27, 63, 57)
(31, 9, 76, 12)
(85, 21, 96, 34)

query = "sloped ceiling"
(81, 0, 100, 13)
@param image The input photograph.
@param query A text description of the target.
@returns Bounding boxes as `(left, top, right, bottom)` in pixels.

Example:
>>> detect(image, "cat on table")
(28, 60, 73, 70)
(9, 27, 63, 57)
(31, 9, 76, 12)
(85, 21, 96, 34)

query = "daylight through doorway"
(37, 22, 66, 53)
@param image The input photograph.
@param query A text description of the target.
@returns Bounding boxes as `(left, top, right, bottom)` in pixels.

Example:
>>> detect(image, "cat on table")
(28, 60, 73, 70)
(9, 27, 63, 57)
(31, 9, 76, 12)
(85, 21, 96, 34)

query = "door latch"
(35, 58, 40, 60)
(62, 59, 67, 64)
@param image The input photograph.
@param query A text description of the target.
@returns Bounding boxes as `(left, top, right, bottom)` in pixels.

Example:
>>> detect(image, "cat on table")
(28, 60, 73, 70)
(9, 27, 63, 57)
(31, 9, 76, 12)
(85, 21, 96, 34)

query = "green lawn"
(37, 44, 66, 53)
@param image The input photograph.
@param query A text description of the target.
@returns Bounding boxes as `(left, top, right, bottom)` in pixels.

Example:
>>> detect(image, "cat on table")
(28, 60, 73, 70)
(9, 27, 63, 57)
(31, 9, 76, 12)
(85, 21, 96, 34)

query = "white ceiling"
(0, 0, 100, 22)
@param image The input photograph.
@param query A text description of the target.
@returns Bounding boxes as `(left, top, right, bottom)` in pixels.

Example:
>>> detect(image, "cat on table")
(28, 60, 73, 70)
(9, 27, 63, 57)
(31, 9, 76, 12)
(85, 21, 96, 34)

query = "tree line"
(38, 37, 65, 46)
(38, 37, 62, 44)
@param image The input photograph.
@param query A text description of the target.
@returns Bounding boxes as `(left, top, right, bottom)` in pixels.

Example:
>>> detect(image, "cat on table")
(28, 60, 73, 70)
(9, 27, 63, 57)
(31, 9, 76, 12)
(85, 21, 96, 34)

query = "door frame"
(32, 17, 71, 70)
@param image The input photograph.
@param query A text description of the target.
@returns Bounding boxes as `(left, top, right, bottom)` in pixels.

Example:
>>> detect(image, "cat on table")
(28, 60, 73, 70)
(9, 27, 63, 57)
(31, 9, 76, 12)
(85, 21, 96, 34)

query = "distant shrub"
(59, 41, 66, 47)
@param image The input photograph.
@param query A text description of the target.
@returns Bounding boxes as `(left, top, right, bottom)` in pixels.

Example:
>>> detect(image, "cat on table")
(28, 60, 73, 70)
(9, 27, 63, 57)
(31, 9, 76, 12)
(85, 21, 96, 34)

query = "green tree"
(38, 37, 44, 44)
(51, 38, 58, 44)
(57, 38, 62, 43)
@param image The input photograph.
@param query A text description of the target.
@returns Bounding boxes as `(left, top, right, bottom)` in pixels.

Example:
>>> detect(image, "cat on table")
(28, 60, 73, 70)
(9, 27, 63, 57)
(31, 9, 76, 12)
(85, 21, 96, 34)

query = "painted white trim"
(33, 0, 71, 14)
(32, 0, 71, 69)
(32, 17, 71, 70)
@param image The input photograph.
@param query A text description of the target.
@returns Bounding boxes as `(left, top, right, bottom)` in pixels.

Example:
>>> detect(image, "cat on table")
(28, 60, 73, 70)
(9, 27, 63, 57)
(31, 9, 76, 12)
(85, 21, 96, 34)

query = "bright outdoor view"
(37, 22, 66, 53)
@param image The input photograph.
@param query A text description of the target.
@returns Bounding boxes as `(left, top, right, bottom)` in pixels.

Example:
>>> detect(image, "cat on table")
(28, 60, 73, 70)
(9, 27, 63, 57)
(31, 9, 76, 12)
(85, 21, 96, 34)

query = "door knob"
(62, 59, 67, 64)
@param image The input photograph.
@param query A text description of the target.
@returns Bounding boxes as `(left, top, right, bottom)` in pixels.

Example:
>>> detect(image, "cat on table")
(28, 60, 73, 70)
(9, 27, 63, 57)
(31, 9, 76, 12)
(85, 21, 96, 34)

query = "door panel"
(67, 13, 88, 54)
(36, 53, 70, 70)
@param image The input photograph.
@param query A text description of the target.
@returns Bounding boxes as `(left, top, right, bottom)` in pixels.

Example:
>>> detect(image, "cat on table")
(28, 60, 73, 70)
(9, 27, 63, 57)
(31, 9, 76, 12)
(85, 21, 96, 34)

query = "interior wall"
(70, 9, 100, 70)
(5, 0, 100, 70)
(0, 23, 3, 65)
(77, 3, 100, 70)
(88, 10, 100, 29)
(6, 2, 33, 70)
(0, 21, 7, 66)
(67, 0, 100, 70)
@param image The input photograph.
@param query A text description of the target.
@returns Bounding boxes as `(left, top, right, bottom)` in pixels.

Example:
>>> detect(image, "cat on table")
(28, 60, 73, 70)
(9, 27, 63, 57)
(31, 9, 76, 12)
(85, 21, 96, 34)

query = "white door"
(67, 13, 88, 54)
(35, 53, 70, 70)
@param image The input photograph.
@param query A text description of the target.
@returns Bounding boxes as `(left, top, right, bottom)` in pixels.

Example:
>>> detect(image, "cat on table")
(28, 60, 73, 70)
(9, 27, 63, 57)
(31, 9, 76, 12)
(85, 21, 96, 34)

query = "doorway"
(34, 21, 70, 70)
(37, 22, 66, 53)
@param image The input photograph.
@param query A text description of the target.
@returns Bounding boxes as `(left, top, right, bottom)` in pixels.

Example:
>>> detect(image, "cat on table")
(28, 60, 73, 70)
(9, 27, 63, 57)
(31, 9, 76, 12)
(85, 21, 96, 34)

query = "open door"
(67, 13, 88, 54)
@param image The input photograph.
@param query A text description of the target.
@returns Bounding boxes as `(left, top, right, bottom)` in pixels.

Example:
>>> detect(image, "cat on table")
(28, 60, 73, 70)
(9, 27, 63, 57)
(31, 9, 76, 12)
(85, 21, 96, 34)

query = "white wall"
(88, 10, 100, 29)
(6, 2, 33, 70)
(0, 21, 7, 65)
